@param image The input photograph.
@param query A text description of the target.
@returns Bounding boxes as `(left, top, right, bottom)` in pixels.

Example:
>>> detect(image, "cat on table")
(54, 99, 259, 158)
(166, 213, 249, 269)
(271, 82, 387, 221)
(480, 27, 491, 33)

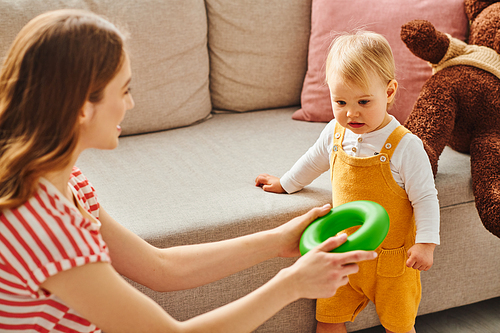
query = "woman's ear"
(79, 101, 95, 125)
(386, 79, 398, 104)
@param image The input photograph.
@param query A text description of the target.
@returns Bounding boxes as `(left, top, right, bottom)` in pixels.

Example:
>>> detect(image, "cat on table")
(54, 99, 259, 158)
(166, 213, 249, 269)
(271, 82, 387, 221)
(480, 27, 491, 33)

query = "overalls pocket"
(376, 246, 407, 278)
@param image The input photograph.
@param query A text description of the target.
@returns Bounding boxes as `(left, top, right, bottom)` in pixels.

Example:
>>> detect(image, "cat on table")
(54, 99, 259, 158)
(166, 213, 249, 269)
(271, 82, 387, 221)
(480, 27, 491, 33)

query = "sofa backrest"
(0, 0, 213, 136)
(206, 0, 311, 112)
(0, 0, 313, 136)
(0, 1, 473, 136)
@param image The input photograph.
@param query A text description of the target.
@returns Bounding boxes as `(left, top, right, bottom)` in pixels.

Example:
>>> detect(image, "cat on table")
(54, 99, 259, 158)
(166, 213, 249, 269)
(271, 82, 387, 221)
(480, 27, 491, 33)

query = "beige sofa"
(1, 1, 499, 332)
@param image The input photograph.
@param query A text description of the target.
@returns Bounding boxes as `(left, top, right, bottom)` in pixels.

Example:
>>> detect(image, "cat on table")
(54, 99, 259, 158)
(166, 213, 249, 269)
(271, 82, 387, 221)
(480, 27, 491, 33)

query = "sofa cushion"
(293, 0, 469, 124)
(207, 0, 311, 112)
(77, 108, 332, 242)
(77, 108, 474, 246)
(0, 0, 211, 135)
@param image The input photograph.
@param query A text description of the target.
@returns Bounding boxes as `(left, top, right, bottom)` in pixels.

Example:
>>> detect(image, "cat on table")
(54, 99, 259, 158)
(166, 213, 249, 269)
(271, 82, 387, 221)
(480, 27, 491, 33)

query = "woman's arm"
(99, 204, 331, 291)
(40, 233, 375, 333)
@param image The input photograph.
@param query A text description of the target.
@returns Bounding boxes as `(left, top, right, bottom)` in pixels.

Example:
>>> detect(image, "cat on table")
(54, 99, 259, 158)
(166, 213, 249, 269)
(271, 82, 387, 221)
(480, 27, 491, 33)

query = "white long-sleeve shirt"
(281, 117, 440, 245)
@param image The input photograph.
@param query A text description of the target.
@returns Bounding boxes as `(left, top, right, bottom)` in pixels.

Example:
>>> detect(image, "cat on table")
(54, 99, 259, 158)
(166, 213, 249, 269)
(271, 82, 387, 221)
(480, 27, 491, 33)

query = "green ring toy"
(299, 200, 389, 255)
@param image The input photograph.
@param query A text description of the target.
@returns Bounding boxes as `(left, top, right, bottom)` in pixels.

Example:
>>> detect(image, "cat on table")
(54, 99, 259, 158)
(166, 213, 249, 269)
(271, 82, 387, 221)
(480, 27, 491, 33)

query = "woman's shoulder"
(1, 177, 101, 258)
(21, 176, 91, 229)
(1, 173, 109, 297)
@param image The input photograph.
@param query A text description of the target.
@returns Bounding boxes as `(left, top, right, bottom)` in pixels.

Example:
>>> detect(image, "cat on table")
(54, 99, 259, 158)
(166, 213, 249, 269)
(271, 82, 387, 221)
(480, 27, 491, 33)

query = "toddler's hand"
(255, 173, 286, 193)
(406, 243, 436, 271)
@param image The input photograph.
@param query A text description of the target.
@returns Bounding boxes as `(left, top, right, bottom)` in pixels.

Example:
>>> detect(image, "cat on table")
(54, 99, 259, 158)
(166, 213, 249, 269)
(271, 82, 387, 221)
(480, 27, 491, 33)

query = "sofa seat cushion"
(77, 108, 330, 247)
(77, 108, 472, 247)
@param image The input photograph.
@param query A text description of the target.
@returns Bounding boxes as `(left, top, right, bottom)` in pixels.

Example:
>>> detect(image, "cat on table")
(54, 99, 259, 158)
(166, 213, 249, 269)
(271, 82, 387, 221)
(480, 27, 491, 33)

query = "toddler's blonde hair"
(325, 30, 396, 107)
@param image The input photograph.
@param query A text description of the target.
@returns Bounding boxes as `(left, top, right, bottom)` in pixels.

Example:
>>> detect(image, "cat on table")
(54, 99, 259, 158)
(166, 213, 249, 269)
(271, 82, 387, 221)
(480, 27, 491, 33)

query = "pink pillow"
(293, 0, 468, 123)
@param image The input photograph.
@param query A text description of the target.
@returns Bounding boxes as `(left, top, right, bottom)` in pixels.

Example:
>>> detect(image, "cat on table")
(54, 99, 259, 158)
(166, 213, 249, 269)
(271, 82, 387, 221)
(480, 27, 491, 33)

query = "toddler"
(256, 31, 440, 333)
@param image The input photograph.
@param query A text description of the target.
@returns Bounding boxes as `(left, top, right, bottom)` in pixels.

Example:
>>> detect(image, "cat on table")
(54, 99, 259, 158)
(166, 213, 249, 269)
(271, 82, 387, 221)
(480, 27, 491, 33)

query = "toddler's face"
(329, 72, 397, 135)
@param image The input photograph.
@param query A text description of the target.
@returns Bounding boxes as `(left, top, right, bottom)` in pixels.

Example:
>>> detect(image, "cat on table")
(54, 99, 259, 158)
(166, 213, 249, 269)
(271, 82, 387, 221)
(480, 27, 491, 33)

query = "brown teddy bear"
(400, 0, 500, 238)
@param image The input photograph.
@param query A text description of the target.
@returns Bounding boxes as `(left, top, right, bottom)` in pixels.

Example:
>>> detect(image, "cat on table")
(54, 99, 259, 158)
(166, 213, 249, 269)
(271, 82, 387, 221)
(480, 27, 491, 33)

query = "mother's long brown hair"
(0, 9, 126, 210)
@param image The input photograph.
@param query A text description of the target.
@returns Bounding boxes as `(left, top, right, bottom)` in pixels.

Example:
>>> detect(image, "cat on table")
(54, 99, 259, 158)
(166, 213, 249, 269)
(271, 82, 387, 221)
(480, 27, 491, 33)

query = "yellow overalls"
(316, 123, 421, 333)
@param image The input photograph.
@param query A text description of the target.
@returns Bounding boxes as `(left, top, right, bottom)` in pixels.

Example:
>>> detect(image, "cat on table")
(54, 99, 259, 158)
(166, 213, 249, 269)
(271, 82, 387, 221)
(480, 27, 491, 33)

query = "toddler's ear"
(386, 79, 398, 103)
(79, 101, 95, 125)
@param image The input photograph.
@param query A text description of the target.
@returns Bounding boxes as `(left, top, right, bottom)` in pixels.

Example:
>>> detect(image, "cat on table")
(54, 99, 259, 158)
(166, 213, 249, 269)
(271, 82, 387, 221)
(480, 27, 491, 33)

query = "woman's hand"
(273, 204, 332, 258)
(282, 234, 378, 300)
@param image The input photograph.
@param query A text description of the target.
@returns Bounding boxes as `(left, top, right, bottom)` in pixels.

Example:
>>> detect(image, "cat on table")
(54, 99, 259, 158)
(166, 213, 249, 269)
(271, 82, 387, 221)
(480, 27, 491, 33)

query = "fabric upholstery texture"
(77, 108, 331, 241)
(207, 0, 311, 112)
(293, 0, 469, 124)
(0, 0, 211, 135)
(78, 109, 474, 238)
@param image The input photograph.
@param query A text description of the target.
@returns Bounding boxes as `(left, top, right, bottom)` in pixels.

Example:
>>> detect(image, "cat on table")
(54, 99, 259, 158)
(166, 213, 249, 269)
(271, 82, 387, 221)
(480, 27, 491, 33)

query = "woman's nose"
(126, 94, 135, 111)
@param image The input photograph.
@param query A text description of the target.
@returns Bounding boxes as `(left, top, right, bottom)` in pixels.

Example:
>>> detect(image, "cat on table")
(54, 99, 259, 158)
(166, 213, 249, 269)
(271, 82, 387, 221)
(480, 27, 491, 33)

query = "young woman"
(0, 10, 376, 333)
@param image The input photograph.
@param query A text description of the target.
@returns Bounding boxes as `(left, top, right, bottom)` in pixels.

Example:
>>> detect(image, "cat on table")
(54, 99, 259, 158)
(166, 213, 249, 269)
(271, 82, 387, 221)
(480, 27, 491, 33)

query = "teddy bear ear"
(465, 0, 500, 21)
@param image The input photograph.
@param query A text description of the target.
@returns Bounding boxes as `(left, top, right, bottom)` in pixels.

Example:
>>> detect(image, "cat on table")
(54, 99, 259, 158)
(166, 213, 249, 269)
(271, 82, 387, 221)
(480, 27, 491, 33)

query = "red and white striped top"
(0, 167, 110, 332)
